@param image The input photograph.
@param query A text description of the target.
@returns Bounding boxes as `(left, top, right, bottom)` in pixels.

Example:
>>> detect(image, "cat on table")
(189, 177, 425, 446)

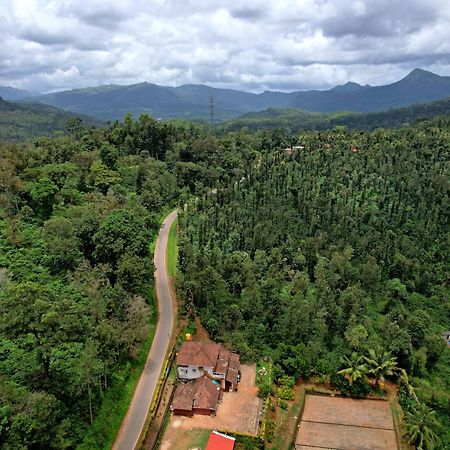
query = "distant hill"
(0, 86, 36, 101)
(0, 97, 102, 141)
(31, 69, 450, 121)
(222, 96, 450, 132)
(32, 82, 294, 121)
(288, 69, 450, 112)
(32, 83, 257, 121)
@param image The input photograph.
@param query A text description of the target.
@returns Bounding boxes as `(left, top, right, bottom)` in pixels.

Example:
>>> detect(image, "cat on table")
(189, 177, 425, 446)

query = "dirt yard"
(295, 394, 398, 450)
(161, 364, 262, 449)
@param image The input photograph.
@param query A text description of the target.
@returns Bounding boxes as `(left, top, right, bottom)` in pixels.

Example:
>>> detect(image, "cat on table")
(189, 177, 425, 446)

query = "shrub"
(278, 384, 295, 400)
(266, 420, 275, 443)
(258, 383, 271, 399)
(278, 400, 288, 409)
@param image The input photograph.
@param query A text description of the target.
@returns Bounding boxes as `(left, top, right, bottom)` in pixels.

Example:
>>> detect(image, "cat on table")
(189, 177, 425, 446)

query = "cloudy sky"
(1, 0, 450, 93)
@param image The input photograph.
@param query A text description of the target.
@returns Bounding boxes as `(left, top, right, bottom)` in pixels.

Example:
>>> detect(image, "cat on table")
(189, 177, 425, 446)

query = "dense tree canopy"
(0, 111, 449, 448)
(0, 116, 214, 448)
(178, 116, 450, 445)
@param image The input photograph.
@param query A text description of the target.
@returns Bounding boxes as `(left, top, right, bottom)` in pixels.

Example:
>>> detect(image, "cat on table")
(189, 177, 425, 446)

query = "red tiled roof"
(193, 376, 220, 410)
(206, 431, 235, 450)
(176, 341, 220, 367)
(225, 353, 240, 385)
(215, 347, 231, 374)
(171, 382, 195, 411)
(171, 376, 220, 412)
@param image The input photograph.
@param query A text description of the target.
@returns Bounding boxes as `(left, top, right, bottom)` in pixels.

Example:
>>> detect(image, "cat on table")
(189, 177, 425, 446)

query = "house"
(176, 341, 240, 391)
(206, 431, 236, 450)
(443, 331, 450, 347)
(171, 375, 221, 416)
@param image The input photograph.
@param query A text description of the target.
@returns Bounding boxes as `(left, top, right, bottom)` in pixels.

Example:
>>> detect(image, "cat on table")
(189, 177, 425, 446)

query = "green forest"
(0, 111, 449, 449)
(0, 98, 101, 141)
(178, 118, 450, 447)
(0, 115, 198, 449)
(222, 96, 450, 133)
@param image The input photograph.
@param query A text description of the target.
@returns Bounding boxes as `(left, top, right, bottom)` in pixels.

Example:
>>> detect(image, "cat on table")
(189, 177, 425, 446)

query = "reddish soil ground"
(295, 394, 397, 450)
(194, 316, 211, 342)
(302, 396, 394, 429)
(296, 422, 397, 450)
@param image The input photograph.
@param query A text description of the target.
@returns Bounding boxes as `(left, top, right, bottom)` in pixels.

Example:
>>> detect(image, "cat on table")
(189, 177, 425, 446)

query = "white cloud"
(0, 0, 449, 92)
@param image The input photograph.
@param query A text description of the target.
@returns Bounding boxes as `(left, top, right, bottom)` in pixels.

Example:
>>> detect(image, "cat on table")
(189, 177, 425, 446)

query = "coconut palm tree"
(404, 403, 442, 450)
(364, 349, 397, 387)
(337, 352, 368, 386)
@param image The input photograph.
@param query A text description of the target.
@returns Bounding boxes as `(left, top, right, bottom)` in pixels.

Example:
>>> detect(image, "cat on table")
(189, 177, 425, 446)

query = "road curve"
(113, 210, 178, 450)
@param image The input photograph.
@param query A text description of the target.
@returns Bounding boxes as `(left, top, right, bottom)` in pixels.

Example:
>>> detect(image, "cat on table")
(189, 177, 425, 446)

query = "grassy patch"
(256, 359, 272, 390)
(149, 207, 177, 255)
(390, 400, 406, 450)
(166, 217, 178, 277)
(186, 428, 211, 448)
(160, 428, 211, 450)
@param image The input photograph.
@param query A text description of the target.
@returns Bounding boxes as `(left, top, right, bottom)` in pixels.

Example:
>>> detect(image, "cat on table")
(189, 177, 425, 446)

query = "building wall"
(172, 408, 193, 417)
(177, 364, 213, 379)
(192, 407, 215, 416)
(178, 365, 224, 380)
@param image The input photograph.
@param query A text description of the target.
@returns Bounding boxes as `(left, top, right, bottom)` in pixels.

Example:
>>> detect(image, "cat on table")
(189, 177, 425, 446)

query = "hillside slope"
(223, 96, 450, 132)
(0, 86, 35, 101)
(0, 97, 102, 141)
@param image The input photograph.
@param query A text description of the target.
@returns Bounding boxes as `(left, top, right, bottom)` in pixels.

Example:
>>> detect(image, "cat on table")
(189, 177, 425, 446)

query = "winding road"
(113, 210, 178, 450)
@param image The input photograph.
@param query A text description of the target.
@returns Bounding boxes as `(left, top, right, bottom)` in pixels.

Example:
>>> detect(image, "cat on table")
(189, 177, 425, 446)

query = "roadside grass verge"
(166, 217, 178, 277)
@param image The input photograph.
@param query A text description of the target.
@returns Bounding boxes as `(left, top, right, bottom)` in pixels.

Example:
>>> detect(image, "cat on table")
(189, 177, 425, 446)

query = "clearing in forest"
(295, 394, 397, 450)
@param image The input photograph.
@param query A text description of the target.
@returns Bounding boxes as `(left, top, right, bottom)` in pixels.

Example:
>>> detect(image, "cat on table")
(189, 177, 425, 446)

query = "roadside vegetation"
(79, 315, 157, 449)
(166, 217, 179, 277)
(0, 110, 449, 449)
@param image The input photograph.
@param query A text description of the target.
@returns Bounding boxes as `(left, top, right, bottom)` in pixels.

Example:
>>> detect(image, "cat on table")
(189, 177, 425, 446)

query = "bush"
(330, 373, 370, 398)
(278, 384, 295, 400)
(278, 400, 288, 409)
(266, 420, 275, 443)
(278, 375, 295, 388)
(258, 383, 271, 399)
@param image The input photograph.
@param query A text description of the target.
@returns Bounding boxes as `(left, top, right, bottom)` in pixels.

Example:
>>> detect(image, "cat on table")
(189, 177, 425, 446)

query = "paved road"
(113, 210, 178, 450)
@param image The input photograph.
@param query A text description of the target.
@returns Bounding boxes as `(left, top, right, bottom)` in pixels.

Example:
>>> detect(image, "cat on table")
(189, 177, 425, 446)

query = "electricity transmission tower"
(209, 96, 214, 132)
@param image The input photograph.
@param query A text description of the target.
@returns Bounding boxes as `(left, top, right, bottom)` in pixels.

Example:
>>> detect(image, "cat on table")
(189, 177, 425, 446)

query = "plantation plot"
(295, 395, 397, 450)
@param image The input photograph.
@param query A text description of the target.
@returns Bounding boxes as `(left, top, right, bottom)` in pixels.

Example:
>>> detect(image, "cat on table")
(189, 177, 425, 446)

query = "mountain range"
(1, 69, 450, 122)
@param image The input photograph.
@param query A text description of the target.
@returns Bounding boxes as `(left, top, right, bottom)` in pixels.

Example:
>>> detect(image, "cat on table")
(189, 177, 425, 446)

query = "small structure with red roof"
(205, 431, 235, 450)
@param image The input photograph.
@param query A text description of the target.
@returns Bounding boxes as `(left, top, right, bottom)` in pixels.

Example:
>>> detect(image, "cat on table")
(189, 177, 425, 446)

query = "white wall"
(178, 365, 226, 380)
